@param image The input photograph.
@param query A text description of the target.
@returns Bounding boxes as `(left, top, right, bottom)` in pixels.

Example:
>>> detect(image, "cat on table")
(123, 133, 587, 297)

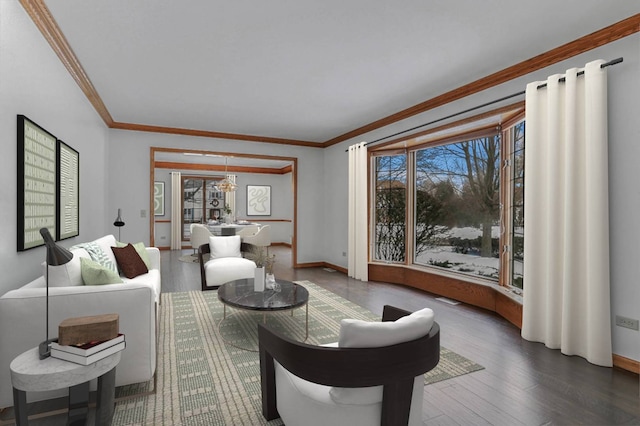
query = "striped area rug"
(112, 281, 483, 425)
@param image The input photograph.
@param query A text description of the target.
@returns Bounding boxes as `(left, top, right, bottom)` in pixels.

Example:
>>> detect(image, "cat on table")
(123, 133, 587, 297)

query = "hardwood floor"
(164, 246, 640, 426)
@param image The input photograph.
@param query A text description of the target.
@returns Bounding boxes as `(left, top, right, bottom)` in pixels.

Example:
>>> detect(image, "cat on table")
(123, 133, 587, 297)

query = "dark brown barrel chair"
(258, 305, 440, 426)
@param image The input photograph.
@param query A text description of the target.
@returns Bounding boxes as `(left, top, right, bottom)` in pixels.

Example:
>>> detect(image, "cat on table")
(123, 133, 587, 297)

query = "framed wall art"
(154, 181, 165, 216)
(57, 140, 79, 240)
(247, 185, 271, 216)
(17, 115, 58, 251)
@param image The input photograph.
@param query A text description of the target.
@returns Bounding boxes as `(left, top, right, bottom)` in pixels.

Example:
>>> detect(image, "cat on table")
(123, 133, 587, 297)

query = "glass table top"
(217, 278, 309, 311)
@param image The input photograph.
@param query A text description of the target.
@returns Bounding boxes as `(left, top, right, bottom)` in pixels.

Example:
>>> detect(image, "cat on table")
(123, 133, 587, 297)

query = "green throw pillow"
(116, 241, 151, 269)
(80, 257, 123, 285)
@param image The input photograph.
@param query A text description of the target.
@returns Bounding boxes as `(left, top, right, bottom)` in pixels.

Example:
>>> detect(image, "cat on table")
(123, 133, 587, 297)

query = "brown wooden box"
(58, 314, 119, 346)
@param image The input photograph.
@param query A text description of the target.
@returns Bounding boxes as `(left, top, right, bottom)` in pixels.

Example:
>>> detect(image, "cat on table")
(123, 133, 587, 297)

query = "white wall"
(107, 130, 325, 263)
(324, 34, 640, 361)
(0, 2, 109, 296)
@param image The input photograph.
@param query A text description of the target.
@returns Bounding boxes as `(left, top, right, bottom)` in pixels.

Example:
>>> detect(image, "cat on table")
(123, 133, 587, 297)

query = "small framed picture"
(246, 185, 271, 216)
(154, 182, 165, 216)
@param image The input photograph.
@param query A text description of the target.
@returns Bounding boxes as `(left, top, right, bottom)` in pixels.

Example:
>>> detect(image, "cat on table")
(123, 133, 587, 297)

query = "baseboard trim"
(613, 354, 640, 374)
(295, 261, 347, 275)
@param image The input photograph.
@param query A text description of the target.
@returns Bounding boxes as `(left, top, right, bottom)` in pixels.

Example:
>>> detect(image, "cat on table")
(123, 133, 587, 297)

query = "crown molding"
(154, 161, 292, 175)
(110, 122, 320, 148)
(20, 0, 114, 126)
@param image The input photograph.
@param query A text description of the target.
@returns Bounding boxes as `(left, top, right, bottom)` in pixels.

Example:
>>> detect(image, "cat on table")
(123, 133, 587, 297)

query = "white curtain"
(170, 172, 182, 250)
(522, 60, 611, 366)
(348, 142, 368, 281)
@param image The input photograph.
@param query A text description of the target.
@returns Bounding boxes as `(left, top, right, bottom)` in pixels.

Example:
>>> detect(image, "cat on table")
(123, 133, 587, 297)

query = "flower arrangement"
(247, 246, 276, 273)
(222, 204, 232, 215)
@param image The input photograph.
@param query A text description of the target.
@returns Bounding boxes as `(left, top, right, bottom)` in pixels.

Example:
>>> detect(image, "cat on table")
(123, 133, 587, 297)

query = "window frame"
(369, 106, 525, 290)
(499, 116, 525, 290)
(370, 149, 409, 264)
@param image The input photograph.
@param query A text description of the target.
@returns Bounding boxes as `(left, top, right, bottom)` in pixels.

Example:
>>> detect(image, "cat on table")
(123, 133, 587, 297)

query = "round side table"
(10, 347, 121, 425)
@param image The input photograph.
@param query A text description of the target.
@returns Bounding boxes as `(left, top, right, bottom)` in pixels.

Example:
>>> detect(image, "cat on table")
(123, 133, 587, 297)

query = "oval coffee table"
(217, 278, 309, 351)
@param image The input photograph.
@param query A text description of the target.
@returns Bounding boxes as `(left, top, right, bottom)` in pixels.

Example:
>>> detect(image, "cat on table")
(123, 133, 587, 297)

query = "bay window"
(371, 114, 525, 290)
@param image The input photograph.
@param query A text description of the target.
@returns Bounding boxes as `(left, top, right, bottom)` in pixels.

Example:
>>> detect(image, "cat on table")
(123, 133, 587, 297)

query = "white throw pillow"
(209, 235, 241, 259)
(42, 248, 91, 287)
(92, 234, 118, 270)
(329, 307, 435, 405)
(338, 307, 435, 348)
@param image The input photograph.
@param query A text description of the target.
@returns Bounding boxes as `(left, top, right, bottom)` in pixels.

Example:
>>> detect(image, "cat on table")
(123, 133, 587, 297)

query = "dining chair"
(190, 224, 212, 255)
(242, 225, 271, 254)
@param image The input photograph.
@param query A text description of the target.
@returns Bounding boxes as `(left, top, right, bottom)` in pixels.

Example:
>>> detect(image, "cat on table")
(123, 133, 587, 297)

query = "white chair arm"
(146, 246, 161, 270)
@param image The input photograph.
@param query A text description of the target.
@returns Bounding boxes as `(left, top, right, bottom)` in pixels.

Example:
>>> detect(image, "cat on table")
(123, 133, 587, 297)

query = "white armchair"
(258, 305, 440, 426)
(198, 235, 256, 290)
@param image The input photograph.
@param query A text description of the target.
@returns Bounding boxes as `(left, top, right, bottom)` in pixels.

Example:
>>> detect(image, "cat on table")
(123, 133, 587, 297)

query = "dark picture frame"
(57, 140, 79, 240)
(246, 185, 271, 216)
(17, 115, 58, 251)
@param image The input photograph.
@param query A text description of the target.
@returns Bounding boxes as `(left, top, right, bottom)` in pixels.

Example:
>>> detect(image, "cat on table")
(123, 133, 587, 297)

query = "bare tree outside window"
(414, 135, 501, 280)
(374, 155, 406, 262)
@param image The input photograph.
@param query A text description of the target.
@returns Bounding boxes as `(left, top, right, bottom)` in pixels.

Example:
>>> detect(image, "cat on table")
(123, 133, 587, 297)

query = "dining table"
(207, 221, 260, 236)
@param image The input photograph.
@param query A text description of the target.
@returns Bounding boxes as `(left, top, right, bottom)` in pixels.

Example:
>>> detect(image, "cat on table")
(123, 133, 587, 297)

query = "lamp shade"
(114, 208, 125, 227)
(39, 228, 73, 266)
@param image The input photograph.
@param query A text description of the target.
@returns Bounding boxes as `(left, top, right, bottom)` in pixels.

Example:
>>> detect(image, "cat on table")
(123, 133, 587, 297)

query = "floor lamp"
(39, 228, 73, 359)
(114, 208, 125, 241)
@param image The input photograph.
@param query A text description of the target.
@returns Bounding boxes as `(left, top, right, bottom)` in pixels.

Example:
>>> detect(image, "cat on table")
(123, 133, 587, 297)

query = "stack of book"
(51, 334, 126, 365)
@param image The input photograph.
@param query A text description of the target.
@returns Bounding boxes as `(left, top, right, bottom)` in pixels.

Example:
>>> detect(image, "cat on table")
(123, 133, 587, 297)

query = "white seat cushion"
(275, 362, 424, 426)
(204, 257, 256, 287)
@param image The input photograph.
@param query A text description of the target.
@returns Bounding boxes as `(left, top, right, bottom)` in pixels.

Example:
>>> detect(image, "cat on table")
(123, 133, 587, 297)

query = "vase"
(266, 273, 276, 289)
(225, 214, 233, 224)
(254, 267, 265, 292)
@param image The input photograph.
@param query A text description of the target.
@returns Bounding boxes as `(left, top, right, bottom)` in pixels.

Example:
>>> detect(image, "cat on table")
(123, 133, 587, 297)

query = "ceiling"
(40, 1, 638, 146)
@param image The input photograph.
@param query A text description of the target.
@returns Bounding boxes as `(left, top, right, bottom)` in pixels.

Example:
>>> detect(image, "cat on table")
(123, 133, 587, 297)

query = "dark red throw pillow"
(111, 243, 148, 279)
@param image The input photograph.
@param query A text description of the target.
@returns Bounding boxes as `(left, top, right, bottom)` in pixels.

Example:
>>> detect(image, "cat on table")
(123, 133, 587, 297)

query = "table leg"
(12, 387, 28, 426)
(68, 381, 90, 426)
(96, 367, 117, 426)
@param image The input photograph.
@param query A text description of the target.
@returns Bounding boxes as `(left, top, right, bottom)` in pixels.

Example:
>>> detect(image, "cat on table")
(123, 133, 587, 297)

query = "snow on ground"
(416, 246, 500, 279)
(441, 226, 501, 239)
(415, 226, 522, 280)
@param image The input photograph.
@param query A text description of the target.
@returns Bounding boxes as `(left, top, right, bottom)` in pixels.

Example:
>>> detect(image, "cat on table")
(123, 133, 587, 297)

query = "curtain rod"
(348, 57, 623, 151)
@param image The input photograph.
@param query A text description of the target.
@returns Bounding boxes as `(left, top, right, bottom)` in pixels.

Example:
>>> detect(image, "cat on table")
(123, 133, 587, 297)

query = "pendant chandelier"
(214, 157, 237, 192)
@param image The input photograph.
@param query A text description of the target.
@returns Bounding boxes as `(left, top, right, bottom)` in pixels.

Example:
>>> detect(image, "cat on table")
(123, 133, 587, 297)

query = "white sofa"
(0, 235, 160, 409)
